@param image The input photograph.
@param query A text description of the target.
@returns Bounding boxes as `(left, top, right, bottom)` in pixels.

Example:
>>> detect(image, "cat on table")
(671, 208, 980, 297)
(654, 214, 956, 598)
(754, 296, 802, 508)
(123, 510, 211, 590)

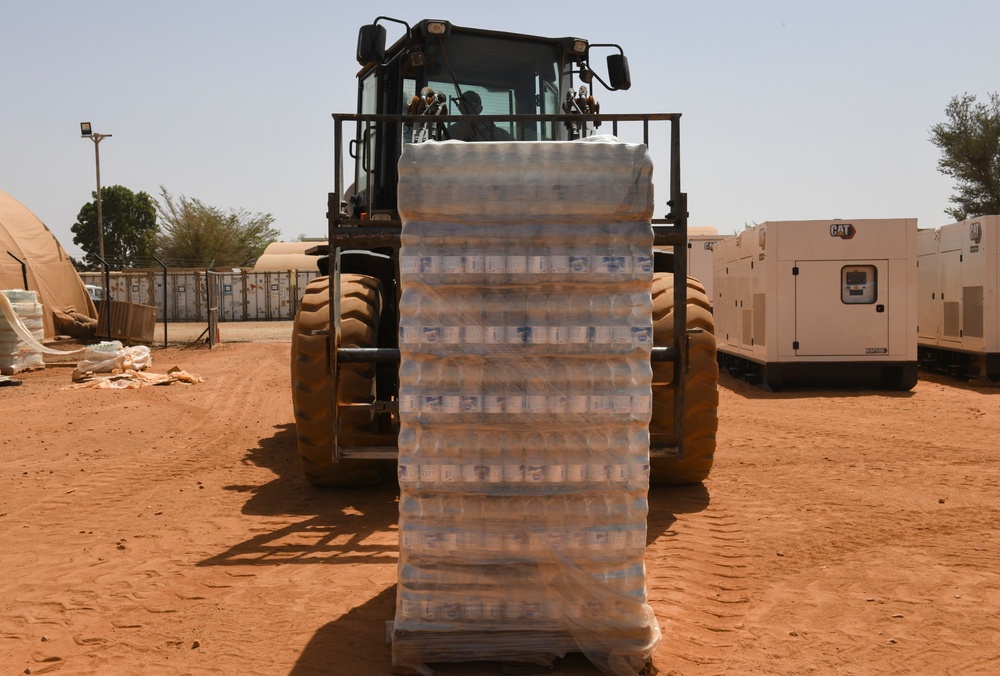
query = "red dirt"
(2, 340, 998, 674)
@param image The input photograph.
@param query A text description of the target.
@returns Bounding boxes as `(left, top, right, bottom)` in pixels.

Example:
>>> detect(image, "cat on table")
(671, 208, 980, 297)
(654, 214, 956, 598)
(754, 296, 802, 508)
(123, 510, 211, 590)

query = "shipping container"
(714, 219, 918, 390)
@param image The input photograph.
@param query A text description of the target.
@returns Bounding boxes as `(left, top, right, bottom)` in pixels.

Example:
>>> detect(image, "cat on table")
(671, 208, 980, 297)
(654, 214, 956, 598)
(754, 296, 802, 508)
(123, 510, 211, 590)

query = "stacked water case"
(1, 289, 44, 375)
(392, 137, 660, 675)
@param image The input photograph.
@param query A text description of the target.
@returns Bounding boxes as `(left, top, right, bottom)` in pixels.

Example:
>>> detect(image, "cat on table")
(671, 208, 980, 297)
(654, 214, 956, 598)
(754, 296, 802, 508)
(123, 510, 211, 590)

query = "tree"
(155, 187, 280, 268)
(929, 92, 1000, 222)
(71, 185, 158, 270)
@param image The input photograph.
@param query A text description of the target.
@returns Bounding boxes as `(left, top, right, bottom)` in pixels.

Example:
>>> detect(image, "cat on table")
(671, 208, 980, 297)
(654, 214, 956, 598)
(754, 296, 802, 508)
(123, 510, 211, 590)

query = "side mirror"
(607, 53, 631, 91)
(357, 24, 386, 66)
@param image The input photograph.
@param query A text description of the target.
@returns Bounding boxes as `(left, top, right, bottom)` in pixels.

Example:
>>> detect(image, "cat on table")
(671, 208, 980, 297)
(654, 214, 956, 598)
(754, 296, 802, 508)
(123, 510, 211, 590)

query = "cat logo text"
(830, 223, 856, 240)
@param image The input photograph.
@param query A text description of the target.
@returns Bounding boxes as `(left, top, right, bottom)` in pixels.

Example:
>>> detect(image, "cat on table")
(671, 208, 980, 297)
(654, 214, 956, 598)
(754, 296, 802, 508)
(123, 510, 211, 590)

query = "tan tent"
(252, 241, 321, 273)
(0, 189, 97, 338)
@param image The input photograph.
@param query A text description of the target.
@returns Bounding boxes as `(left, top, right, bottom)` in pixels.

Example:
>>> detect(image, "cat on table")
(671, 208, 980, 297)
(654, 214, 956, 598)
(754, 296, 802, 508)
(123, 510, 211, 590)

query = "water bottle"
(397, 357, 421, 419)
(608, 359, 634, 416)
(505, 373, 526, 416)
(524, 431, 546, 484)
(626, 428, 651, 487)
(485, 249, 506, 279)
(587, 430, 610, 484)
(461, 290, 485, 348)
(607, 428, 631, 482)
(457, 358, 484, 421)
(463, 240, 486, 285)
(548, 240, 571, 278)
(459, 429, 482, 487)
(418, 434, 442, 485)
(437, 293, 462, 347)
(526, 291, 549, 347)
(415, 358, 442, 423)
(505, 292, 528, 345)
(610, 293, 635, 347)
(589, 292, 614, 349)
(545, 431, 567, 485)
(506, 244, 527, 284)
(418, 244, 443, 280)
(587, 360, 611, 416)
(502, 431, 525, 484)
(565, 358, 590, 415)
(546, 363, 568, 414)
(634, 252, 653, 277)
(547, 291, 568, 346)
(438, 359, 462, 416)
(526, 250, 547, 279)
(398, 287, 424, 351)
(569, 243, 591, 275)
(567, 291, 590, 348)
(479, 429, 504, 485)
(629, 359, 653, 422)
(484, 290, 506, 347)
(525, 375, 548, 416)
(439, 226, 465, 282)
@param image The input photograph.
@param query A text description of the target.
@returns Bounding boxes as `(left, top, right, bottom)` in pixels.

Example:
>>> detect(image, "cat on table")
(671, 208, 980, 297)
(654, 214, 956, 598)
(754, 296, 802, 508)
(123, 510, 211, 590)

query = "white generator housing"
(917, 215, 1000, 381)
(688, 227, 724, 303)
(654, 226, 724, 303)
(714, 219, 918, 390)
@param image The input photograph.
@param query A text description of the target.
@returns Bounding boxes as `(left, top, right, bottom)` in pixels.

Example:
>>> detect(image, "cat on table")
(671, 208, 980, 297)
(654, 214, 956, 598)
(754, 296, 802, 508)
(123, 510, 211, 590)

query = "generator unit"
(687, 226, 724, 304)
(917, 215, 1000, 381)
(714, 219, 918, 390)
(653, 226, 723, 305)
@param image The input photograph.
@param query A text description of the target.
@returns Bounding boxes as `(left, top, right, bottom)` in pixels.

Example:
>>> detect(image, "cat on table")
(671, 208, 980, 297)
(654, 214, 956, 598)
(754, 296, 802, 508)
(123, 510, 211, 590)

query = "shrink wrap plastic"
(1, 290, 44, 374)
(393, 137, 659, 675)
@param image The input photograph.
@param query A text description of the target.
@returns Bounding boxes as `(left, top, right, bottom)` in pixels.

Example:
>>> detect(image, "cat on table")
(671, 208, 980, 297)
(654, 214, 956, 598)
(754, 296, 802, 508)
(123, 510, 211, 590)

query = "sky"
(2, 0, 998, 261)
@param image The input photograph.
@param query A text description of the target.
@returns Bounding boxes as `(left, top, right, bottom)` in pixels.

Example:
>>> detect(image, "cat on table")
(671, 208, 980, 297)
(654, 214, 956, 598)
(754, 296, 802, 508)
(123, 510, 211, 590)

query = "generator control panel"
(842, 265, 877, 304)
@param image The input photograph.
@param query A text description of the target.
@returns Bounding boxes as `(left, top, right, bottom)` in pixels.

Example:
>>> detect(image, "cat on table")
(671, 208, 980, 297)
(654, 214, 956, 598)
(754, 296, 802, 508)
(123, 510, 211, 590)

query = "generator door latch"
(876, 304, 885, 313)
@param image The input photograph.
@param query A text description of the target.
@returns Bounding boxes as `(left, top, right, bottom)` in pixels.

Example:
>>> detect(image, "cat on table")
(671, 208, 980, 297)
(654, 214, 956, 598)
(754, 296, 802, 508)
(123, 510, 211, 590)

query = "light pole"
(80, 122, 112, 262)
(80, 122, 112, 338)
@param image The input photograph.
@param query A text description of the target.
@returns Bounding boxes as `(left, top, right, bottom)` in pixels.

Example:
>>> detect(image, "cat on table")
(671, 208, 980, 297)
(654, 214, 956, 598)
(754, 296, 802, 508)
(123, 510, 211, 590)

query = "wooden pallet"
(390, 627, 655, 675)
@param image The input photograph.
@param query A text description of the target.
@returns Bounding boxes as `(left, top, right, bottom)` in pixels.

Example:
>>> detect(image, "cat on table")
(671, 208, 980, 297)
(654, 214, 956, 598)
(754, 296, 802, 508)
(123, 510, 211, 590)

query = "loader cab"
(351, 18, 631, 218)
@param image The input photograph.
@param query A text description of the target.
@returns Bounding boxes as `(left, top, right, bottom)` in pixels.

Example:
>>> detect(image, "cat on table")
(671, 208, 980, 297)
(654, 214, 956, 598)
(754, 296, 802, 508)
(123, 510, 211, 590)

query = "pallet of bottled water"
(392, 137, 660, 675)
(1, 289, 44, 375)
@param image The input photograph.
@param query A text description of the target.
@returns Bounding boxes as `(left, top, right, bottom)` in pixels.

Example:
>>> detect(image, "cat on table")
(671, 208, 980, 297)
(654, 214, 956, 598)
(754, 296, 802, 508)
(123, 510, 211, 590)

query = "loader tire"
(291, 275, 385, 488)
(649, 273, 719, 485)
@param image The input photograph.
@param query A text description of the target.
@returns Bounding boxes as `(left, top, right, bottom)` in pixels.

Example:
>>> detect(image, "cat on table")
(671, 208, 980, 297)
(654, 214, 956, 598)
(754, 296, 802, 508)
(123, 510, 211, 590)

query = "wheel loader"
(292, 17, 718, 489)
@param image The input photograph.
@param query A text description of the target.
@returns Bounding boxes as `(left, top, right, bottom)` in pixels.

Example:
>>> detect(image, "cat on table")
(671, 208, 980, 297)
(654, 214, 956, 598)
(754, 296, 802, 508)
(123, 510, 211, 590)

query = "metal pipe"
(93, 253, 112, 340)
(6, 251, 28, 289)
(83, 131, 112, 313)
(151, 254, 168, 348)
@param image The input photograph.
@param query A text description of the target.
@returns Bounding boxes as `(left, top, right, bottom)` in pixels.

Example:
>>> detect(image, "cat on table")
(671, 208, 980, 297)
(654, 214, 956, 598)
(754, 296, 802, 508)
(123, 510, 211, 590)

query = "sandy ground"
(2, 326, 999, 675)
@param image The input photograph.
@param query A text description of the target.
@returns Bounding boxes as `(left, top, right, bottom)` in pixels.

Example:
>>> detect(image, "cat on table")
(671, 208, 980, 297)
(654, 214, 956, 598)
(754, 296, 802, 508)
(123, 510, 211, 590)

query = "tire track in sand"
(645, 484, 753, 672)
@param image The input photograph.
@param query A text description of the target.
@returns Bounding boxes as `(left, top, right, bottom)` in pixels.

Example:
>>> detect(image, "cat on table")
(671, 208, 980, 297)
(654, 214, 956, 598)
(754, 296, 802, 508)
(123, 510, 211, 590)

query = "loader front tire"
(291, 275, 384, 488)
(649, 273, 719, 484)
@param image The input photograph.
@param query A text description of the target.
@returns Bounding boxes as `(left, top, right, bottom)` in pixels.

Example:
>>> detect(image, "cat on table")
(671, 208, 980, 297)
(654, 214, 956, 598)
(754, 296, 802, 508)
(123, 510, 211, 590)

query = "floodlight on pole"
(80, 122, 112, 338)
(80, 123, 112, 262)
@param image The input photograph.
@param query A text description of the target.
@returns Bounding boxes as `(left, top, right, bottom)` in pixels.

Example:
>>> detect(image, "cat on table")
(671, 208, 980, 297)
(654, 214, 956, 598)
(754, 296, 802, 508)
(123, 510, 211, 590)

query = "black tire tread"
(649, 273, 720, 484)
(291, 275, 384, 487)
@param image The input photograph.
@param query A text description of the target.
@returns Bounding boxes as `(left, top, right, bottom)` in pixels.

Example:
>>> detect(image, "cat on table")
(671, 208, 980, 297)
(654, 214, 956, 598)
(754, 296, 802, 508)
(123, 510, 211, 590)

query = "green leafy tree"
(929, 92, 1000, 222)
(71, 185, 158, 270)
(155, 187, 280, 268)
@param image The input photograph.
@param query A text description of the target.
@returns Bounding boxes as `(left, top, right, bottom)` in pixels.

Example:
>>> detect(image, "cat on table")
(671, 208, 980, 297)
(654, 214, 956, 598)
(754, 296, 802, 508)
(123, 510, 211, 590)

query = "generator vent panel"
(753, 293, 766, 347)
(963, 286, 984, 338)
(944, 301, 961, 338)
